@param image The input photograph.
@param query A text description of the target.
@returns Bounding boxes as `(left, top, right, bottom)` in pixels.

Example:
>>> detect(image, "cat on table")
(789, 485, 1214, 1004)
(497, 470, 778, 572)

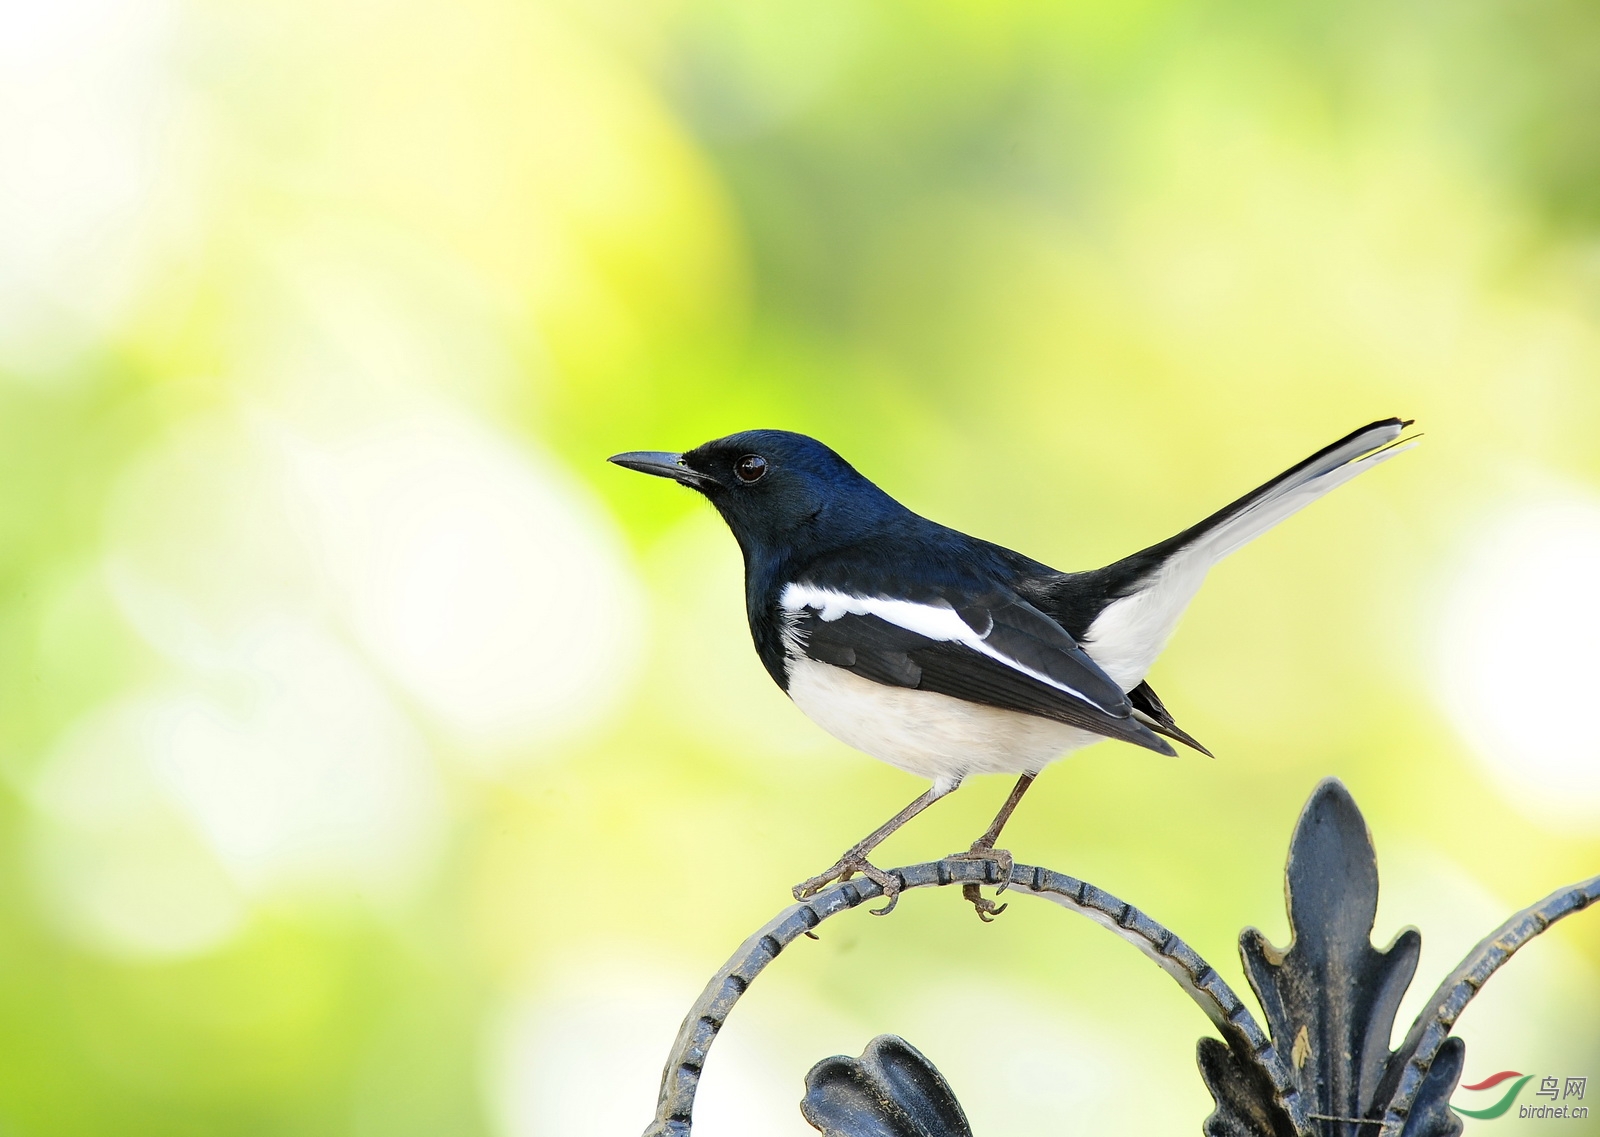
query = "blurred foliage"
(0, 0, 1598, 1134)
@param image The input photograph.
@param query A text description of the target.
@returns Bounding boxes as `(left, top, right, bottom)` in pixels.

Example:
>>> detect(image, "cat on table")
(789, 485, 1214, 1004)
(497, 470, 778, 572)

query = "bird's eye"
(734, 454, 768, 483)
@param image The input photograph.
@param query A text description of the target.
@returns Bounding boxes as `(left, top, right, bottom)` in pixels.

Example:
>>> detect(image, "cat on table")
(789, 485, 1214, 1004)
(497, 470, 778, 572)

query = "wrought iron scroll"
(642, 857, 1304, 1137)
(1373, 875, 1600, 1135)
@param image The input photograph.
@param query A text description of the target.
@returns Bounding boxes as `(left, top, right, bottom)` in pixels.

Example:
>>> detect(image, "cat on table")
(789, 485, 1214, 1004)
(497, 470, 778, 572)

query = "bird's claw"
(961, 883, 1008, 922)
(946, 844, 1014, 920)
(793, 854, 903, 915)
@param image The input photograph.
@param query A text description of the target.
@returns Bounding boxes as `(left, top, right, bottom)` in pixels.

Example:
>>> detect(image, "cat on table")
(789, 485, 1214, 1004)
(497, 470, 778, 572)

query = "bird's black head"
(609, 429, 899, 558)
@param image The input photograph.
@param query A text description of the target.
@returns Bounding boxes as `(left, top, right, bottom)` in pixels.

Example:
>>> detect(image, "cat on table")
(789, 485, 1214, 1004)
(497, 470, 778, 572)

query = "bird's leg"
(792, 784, 952, 916)
(947, 773, 1037, 921)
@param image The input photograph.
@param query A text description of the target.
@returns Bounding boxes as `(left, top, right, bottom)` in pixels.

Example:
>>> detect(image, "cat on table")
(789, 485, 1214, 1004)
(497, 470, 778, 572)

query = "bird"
(609, 419, 1415, 918)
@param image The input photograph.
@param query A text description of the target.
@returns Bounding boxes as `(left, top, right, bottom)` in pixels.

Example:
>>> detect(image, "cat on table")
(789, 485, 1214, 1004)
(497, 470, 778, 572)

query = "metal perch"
(642, 779, 1598, 1137)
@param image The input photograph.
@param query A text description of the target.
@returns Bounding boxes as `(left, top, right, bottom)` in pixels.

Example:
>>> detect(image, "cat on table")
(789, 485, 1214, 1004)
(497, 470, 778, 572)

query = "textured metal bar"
(1375, 873, 1600, 1136)
(642, 857, 1303, 1137)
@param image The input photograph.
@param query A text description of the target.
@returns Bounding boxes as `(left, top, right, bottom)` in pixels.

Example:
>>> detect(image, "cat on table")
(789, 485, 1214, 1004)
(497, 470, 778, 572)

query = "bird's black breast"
(745, 557, 798, 690)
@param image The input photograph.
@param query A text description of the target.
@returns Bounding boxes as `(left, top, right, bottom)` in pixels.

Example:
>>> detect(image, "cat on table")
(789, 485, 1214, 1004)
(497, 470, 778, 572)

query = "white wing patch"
(779, 583, 1116, 714)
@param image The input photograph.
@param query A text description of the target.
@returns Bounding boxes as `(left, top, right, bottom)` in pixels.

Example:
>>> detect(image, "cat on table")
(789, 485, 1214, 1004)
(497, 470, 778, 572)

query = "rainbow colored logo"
(1453, 1071, 1533, 1119)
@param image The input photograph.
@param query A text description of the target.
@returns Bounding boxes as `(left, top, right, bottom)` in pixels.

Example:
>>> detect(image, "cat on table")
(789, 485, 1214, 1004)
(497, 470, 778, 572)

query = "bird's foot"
(793, 853, 903, 915)
(961, 883, 1008, 922)
(945, 844, 1015, 922)
(945, 843, 1015, 888)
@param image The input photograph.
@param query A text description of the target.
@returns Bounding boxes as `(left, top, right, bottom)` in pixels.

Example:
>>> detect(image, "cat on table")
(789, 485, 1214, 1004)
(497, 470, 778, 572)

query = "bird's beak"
(607, 450, 713, 488)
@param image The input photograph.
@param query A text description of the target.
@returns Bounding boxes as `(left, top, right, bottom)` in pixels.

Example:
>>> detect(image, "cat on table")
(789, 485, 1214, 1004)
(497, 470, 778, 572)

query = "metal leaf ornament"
(1201, 779, 1458, 1137)
(802, 1035, 974, 1137)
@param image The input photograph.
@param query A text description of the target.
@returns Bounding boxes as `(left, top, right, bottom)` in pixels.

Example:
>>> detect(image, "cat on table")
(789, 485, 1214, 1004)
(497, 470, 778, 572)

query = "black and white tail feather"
(1070, 418, 1417, 697)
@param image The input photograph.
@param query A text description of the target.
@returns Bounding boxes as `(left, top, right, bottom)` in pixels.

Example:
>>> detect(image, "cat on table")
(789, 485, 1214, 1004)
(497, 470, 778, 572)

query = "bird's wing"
(1127, 681, 1213, 757)
(780, 584, 1176, 756)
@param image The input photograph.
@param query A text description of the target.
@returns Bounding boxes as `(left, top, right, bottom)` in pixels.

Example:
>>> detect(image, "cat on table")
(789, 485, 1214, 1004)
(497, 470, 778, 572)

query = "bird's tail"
(1163, 417, 1416, 564)
(1065, 417, 1414, 695)
(1073, 418, 1414, 695)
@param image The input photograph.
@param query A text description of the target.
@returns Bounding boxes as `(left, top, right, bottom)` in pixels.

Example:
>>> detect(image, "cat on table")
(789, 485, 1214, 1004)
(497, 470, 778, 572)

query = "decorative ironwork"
(1202, 780, 1597, 1137)
(801, 1035, 973, 1137)
(643, 857, 1298, 1135)
(642, 779, 1598, 1137)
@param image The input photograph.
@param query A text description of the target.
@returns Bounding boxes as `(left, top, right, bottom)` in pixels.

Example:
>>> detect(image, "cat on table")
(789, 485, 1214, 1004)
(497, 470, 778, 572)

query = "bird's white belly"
(785, 658, 1102, 787)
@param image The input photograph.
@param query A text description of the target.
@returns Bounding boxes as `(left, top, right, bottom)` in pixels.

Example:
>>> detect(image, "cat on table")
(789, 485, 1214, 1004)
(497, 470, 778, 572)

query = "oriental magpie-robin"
(610, 419, 1414, 917)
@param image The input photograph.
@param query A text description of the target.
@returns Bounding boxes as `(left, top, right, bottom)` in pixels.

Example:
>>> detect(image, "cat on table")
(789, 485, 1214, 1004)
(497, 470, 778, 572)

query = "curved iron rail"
(642, 780, 1598, 1137)
(642, 856, 1306, 1137)
(1377, 873, 1600, 1135)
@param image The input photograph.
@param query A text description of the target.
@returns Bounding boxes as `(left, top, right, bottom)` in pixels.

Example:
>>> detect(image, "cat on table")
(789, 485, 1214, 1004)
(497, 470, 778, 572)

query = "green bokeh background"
(2, 1, 1598, 1134)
